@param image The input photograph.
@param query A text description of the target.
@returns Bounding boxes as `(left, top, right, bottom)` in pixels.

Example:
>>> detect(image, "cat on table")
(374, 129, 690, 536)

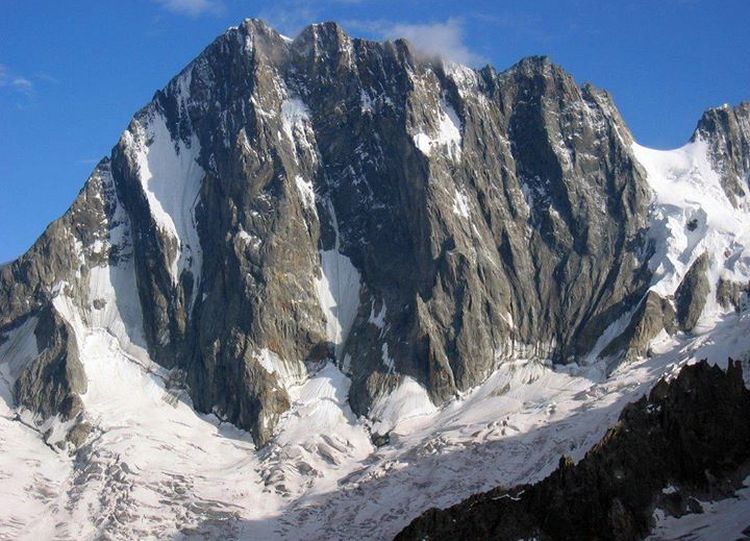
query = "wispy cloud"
(153, 0, 224, 17)
(258, 1, 319, 37)
(11, 77, 33, 92)
(34, 72, 60, 85)
(0, 64, 35, 94)
(345, 18, 486, 66)
(77, 158, 101, 166)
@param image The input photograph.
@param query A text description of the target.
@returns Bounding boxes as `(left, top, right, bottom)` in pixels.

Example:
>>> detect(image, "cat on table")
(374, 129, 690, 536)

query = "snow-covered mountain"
(0, 19, 749, 540)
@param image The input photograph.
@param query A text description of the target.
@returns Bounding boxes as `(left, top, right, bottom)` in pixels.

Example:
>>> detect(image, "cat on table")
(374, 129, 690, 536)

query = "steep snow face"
(281, 96, 317, 163)
(314, 202, 361, 360)
(281, 98, 310, 140)
(253, 348, 306, 389)
(316, 250, 361, 358)
(633, 139, 750, 330)
(294, 175, 316, 212)
(452, 189, 470, 218)
(86, 172, 146, 353)
(413, 98, 463, 160)
(121, 110, 205, 302)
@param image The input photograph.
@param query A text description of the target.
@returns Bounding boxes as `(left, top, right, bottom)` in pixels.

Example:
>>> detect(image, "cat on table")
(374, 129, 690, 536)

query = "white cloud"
(34, 72, 60, 84)
(0, 65, 35, 94)
(153, 0, 223, 17)
(12, 77, 33, 91)
(349, 18, 485, 66)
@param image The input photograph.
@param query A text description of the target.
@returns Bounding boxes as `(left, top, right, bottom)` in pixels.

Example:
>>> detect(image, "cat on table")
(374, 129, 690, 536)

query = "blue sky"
(1, 0, 748, 262)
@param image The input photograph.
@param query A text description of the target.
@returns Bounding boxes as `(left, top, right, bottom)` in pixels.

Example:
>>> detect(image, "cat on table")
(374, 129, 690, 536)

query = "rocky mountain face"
(694, 102, 750, 206)
(396, 360, 750, 541)
(0, 19, 749, 448)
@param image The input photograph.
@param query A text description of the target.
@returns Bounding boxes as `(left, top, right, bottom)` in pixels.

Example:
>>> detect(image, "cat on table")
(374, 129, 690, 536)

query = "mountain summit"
(1, 19, 749, 539)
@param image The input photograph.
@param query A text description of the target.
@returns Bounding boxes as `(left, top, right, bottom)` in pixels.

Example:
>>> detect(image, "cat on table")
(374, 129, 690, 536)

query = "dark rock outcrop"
(674, 252, 710, 332)
(15, 305, 86, 421)
(396, 360, 750, 541)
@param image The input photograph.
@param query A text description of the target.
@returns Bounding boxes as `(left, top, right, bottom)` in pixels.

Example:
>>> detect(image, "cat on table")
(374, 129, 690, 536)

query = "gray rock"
(674, 253, 711, 332)
(15, 304, 86, 421)
(693, 102, 750, 206)
(716, 277, 750, 312)
(601, 290, 676, 362)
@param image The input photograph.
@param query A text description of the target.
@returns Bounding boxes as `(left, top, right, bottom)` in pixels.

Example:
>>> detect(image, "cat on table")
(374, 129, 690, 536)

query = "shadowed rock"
(396, 360, 750, 541)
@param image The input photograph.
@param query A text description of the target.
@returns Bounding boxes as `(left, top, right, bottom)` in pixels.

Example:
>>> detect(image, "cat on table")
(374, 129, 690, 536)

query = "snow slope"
(1, 137, 750, 539)
(649, 477, 750, 540)
(633, 138, 750, 330)
(1, 307, 748, 539)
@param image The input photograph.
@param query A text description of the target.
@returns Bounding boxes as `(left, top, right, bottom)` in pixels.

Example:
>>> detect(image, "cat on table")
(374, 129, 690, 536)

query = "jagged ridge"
(396, 360, 750, 540)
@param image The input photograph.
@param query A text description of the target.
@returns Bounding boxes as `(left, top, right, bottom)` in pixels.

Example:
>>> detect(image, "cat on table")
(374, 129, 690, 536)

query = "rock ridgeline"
(396, 360, 750, 541)
(0, 19, 749, 447)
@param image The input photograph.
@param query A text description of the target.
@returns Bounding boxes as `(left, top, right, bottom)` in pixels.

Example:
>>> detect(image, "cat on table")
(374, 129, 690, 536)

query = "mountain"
(0, 18, 749, 540)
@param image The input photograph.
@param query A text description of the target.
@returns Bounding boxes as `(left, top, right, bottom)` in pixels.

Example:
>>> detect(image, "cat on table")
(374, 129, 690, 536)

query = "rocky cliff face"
(396, 360, 750, 541)
(693, 102, 750, 206)
(0, 19, 748, 447)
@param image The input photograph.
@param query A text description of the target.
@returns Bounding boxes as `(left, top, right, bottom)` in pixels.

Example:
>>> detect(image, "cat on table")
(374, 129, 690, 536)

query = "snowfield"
(1, 137, 750, 539)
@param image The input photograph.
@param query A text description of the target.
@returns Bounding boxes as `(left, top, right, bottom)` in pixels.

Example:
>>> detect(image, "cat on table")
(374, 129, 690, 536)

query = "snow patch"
(237, 227, 262, 250)
(253, 348, 306, 389)
(360, 89, 373, 113)
(314, 202, 361, 359)
(281, 98, 310, 142)
(294, 175, 316, 212)
(381, 343, 394, 373)
(412, 99, 462, 161)
(316, 250, 361, 359)
(368, 300, 387, 329)
(452, 189, 470, 218)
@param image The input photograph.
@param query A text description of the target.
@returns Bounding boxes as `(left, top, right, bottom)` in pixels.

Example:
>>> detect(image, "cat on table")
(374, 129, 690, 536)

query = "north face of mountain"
(0, 19, 748, 447)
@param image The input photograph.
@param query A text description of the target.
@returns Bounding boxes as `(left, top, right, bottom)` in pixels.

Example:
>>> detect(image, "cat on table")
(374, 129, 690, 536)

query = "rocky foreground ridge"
(0, 19, 749, 448)
(396, 360, 750, 540)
